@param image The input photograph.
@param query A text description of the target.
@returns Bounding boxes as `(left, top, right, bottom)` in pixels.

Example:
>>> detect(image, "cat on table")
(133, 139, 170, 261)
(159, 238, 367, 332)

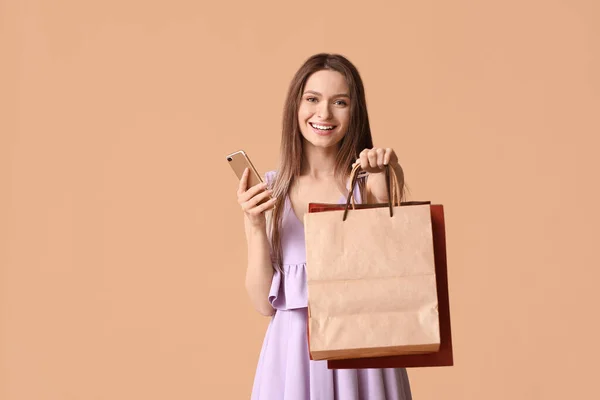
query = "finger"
(237, 168, 249, 195)
(367, 149, 378, 168)
(384, 148, 392, 165)
(252, 196, 278, 214)
(238, 181, 268, 204)
(245, 188, 274, 210)
(359, 151, 369, 169)
(376, 148, 385, 168)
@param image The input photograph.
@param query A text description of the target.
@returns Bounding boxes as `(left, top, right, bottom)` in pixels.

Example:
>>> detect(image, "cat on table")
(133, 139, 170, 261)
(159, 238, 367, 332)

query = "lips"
(309, 122, 337, 135)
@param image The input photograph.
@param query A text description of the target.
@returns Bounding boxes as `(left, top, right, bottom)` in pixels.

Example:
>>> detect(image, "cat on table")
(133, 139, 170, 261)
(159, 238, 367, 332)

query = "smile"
(309, 122, 336, 131)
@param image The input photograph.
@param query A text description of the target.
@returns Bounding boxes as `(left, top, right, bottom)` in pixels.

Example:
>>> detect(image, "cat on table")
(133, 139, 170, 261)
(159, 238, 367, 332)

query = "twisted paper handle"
(343, 163, 402, 221)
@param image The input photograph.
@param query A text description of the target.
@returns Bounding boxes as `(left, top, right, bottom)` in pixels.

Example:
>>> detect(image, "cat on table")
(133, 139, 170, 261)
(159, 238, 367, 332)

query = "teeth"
(311, 123, 334, 130)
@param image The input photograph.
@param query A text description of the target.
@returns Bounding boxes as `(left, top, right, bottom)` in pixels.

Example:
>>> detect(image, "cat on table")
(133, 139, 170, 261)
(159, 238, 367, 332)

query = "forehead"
(303, 70, 349, 94)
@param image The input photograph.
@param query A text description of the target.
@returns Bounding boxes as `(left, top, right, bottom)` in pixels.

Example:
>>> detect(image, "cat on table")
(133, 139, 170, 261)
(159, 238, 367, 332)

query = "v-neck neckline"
(287, 194, 347, 229)
(286, 176, 361, 229)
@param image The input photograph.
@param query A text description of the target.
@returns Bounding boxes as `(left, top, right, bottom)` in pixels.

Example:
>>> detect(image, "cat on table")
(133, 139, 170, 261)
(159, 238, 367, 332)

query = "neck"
(300, 141, 339, 179)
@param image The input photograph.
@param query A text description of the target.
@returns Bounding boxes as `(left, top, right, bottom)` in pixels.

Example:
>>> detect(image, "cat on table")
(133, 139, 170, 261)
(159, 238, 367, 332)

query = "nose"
(317, 101, 332, 120)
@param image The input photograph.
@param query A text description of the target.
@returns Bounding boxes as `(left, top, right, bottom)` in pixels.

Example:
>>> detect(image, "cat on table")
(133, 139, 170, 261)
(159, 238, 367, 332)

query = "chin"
(303, 134, 345, 149)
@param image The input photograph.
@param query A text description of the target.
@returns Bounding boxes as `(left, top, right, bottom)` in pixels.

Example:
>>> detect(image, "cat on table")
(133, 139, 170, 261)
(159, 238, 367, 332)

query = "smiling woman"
(299, 76, 351, 141)
(235, 53, 410, 400)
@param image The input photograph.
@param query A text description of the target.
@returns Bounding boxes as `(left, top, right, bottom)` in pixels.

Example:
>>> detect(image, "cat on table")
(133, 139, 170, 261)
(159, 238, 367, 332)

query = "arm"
(243, 216, 276, 317)
(237, 168, 277, 317)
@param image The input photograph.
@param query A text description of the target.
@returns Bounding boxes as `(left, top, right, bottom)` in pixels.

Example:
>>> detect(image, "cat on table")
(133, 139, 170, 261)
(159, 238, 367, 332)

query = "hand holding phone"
(227, 150, 277, 226)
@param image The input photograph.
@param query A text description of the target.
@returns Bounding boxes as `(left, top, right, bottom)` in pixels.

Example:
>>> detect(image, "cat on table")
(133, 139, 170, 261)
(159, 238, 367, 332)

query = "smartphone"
(226, 150, 264, 190)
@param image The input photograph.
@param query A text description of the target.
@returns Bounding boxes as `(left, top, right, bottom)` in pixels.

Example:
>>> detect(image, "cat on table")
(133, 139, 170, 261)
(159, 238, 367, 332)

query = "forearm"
(367, 162, 405, 203)
(244, 217, 275, 316)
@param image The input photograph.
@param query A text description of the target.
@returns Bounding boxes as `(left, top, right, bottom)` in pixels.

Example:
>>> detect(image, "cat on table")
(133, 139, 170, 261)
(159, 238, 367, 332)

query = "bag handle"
(342, 163, 402, 221)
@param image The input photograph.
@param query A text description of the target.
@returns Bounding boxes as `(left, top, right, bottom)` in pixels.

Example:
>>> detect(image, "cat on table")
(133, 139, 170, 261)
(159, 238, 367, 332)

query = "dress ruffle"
(269, 263, 309, 310)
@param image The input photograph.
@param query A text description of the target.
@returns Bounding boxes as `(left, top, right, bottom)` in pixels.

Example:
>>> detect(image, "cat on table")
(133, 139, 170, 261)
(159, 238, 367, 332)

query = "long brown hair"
(268, 53, 374, 270)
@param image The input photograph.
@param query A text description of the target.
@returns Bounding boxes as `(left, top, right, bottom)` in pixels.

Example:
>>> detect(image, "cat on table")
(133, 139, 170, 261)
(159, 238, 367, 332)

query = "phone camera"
(227, 157, 232, 162)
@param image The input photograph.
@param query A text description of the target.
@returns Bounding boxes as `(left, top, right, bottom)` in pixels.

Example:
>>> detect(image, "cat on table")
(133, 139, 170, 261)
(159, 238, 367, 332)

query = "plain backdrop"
(1, 1, 599, 399)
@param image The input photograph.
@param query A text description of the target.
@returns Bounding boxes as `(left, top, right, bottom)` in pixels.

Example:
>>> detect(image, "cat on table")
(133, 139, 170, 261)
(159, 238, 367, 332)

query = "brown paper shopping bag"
(304, 164, 442, 362)
(308, 201, 454, 369)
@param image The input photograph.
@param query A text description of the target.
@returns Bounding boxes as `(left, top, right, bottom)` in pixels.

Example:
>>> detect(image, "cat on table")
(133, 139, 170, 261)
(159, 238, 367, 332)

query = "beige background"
(1, 0, 599, 399)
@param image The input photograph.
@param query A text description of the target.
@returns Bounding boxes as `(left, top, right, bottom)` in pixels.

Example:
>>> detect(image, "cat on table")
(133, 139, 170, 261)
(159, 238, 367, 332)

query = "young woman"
(237, 53, 412, 400)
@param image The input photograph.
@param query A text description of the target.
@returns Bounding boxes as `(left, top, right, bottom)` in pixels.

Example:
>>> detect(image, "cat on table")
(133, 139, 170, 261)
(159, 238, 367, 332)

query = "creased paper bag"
(304, 201, 441, 361)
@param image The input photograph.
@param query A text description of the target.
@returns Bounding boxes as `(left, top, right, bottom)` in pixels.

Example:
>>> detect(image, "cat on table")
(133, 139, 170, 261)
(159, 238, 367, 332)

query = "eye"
(306, 97, 318, 103)
(335, 100, 348, 106)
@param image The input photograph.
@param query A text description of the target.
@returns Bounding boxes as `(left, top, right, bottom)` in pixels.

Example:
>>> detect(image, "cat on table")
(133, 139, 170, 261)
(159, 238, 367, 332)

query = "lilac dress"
(250, 171, 412, 400)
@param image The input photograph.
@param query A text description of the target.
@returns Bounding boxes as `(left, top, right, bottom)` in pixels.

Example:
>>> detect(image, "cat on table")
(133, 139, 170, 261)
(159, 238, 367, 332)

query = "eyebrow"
(303, 90, 350, 98)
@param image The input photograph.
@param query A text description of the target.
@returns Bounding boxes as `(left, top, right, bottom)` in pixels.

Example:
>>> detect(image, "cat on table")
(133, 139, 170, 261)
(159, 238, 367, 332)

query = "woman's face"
(297, 69, 350, 149)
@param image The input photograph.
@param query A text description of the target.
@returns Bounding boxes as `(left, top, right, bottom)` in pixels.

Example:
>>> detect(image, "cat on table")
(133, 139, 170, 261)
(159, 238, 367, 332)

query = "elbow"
(258, 305, 275, 317)
(245, 281, 275, 317)
(253, 298, 275, 317)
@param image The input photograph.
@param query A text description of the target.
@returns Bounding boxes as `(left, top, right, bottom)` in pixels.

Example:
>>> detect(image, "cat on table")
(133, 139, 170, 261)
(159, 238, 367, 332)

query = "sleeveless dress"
(250, 171, 412, 400)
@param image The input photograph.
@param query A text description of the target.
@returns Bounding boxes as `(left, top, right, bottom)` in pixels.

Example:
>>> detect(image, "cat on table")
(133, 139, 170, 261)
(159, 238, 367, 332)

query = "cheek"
(336, 110, 350, 126)
(297, 105, 312, 122)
